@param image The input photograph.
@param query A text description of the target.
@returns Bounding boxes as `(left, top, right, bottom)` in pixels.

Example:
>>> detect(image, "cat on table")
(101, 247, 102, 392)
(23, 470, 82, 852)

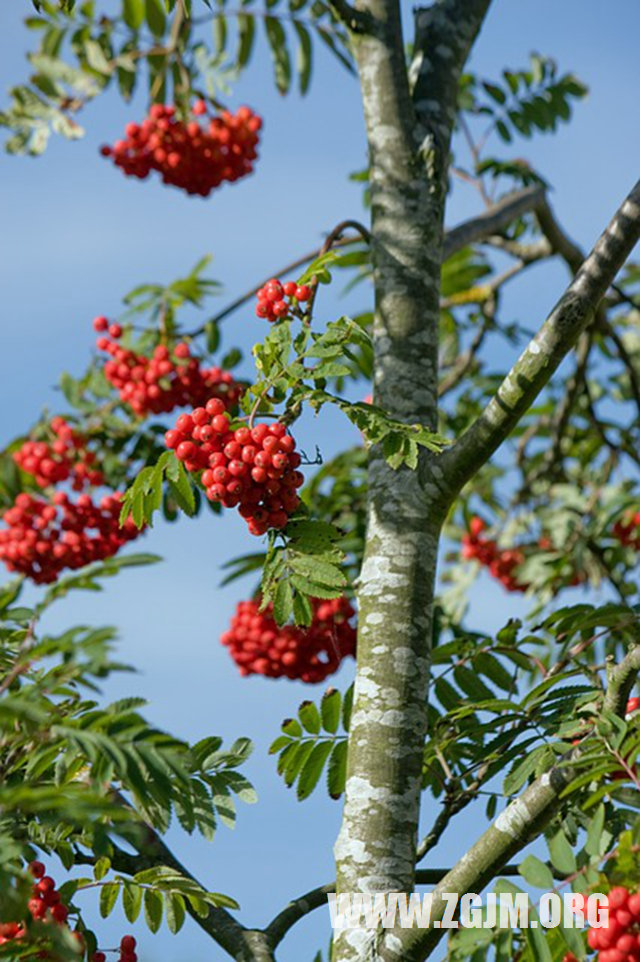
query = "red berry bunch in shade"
(13, 417, 104, 491)
(461, 517, 530, 593)
(0, 491, 141, 584)
(25, 861, 70, 926)
(93, 935, 138, 962)
(94, 322, 242, 418)
(164, 399, 304, 535)
(221, 595, 357, 682)
(100, 102, 262, 197)
(613, 511, 640, 549)
(255, 278, 312, 322)
(585, 885, 640, 961)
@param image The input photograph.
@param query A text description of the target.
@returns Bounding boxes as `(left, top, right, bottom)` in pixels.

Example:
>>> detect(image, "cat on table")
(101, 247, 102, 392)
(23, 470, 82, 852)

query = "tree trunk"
(332, 2, 491, 959)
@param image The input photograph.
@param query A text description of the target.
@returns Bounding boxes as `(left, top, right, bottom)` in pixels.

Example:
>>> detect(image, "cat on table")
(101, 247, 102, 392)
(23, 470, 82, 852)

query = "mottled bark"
(440, 179, 640, 494)
(332, 3, 491, 961)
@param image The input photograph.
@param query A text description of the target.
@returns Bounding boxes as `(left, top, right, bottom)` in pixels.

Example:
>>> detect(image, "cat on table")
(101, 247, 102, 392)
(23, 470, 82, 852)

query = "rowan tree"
(1, 2, 640, 962)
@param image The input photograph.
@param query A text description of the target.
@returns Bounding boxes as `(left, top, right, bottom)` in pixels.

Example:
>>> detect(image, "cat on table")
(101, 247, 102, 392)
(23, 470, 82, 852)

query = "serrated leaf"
(298, 700, 321, 734)
(144, 888, 164, 932)
(265, 17, 291, 94)
(327, 739, 347, 798)
(123, 882, 143, 923)
(297, 740, 333, 800)
(165, 892, 186, 933)
(99, 882, 120, 918)
(321, 689, 341, 734)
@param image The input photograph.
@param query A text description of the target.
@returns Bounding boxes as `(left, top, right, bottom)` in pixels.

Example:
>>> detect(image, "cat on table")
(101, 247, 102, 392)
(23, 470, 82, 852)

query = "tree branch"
(76, 807, 273, 962)
(442, 185, 546, 259)
(264, 865, 525, 949)
(438, 179, 640, 496)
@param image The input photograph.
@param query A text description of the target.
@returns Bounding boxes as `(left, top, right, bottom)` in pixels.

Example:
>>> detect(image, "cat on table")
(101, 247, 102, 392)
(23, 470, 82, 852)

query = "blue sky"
(1, 1, 640, 960)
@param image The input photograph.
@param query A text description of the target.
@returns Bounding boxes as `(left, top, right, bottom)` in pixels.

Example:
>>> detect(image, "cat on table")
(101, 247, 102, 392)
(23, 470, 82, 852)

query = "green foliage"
(260, 520, 348, 625)
(6, 0, 353, 153)
(0, 561, 253, 934)
(269, 686, 351, 799)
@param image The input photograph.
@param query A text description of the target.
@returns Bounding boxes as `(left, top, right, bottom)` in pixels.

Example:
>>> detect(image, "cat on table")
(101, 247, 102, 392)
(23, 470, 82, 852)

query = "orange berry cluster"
(165, 399, 303, 536)
(94, 319, 242, 417)
(0, 491, 140, 584)
(13, 417, 103, 491)
(100, 102, 262, 197)
(613, 511, 640, 549)
(221, 595, 357, 682)
(255, 278, 312, 322)
(461, 517, 529, 593)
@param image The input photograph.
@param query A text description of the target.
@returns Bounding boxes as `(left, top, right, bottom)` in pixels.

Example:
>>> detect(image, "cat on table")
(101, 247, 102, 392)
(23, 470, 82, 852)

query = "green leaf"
(297, 740, 333, 800)
(293, 20, 312, 94)
(265, 17, 291, 94)
(518, 854, 554, 889)
(525, 923, 553, 962)
(327, 739, 347, 798)
(165, 892, 186, 933)
(123, 0, 145, 29)
(99, 882, 120, 918)
(320, 689, 341, 734)
(205, 319, 220, 353)
(93, 856, 111, 881)
(273, 578, 294, 625)
(585, 804, 606, 857)
(123, 882, 143, 923)
(144, 888, 164, 933)
(547, 830, 577, 875)
(145, 0, 167, 35)
(236, 13, 255, 67)
(298, 700, 321, 735)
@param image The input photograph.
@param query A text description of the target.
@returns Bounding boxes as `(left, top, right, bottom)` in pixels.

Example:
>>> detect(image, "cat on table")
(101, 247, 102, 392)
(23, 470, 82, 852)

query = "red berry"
(28, 861, 46, 879)
(50, 903, 68, 923)
(120, 936, 137, 952)
(108, 323, 123, 339)
(93, 316, 109, 332)
(212, 414, 230, 433)
(295, 284, 311, 301)
(283, 281, 297, 297)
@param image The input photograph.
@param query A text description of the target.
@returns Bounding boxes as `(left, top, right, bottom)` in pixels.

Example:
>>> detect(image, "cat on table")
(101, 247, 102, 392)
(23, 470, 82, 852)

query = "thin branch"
(442, 185, 546, 259)
(264, 865, 524, 949)
(187, 189, 544, 339)
(438, 179, 640, 497)
(75, 801, 267, 962)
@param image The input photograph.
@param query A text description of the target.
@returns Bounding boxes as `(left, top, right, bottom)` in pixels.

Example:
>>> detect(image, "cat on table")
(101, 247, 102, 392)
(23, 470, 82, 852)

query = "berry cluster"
(93, 935, 137, 962)
(100, 102, 262, 197)
(13, 417, 103, 491)
(255, 278, 311, 322)
(0, 861, 81, 954)
(165, 399, 303, 535)
(221, 595, 357, 682)
(25, 861, 70, 927)
(461, 517, 529, 593)
(613, 511, 640, 549)
(0, 491, 140, 583)
(585, 885, 640, 961)
(94, 320, 242, 418)
(0, 861, 136, 962)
